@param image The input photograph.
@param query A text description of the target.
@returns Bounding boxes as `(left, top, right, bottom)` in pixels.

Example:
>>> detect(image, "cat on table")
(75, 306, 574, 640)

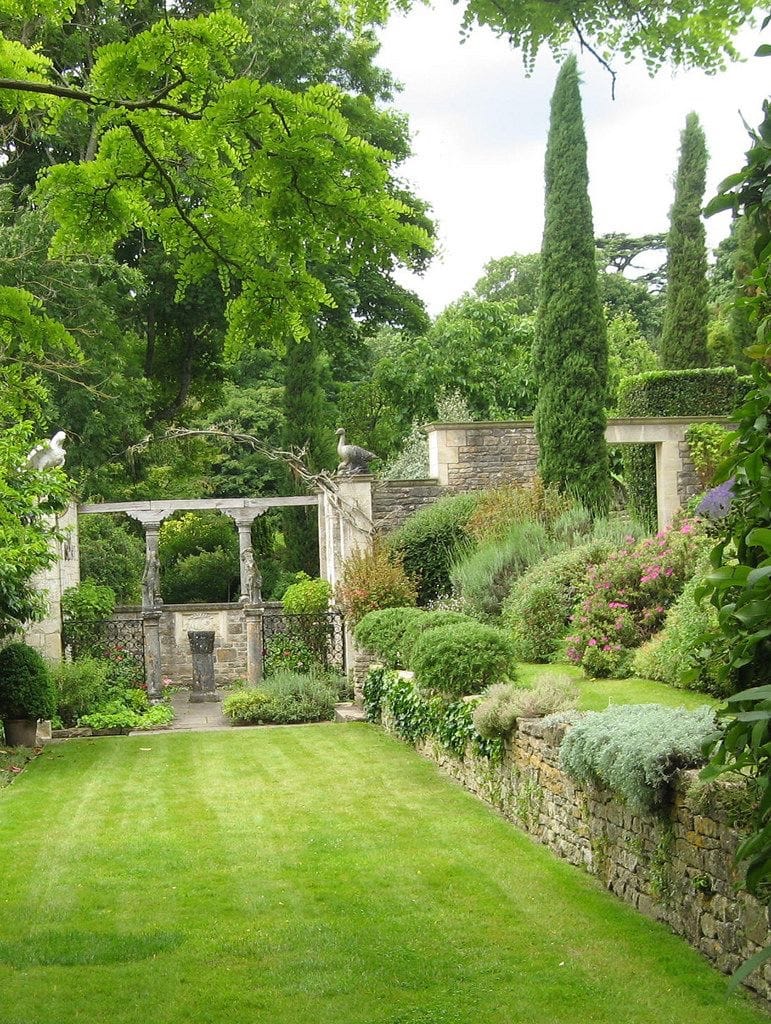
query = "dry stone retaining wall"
(381, 712, 771, 1003)
(371, 478, 444, 532)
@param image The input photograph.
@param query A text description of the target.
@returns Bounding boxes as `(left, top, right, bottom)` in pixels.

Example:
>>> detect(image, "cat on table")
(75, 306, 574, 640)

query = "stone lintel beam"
(77, 496, 319, 517)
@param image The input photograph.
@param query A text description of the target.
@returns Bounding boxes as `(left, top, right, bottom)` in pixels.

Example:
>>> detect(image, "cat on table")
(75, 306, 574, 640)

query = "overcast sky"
(375, 7, 769, 316)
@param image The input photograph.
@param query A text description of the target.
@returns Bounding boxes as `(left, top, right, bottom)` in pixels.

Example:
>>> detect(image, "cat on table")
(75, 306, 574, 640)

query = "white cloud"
(378, 6, 769, 315)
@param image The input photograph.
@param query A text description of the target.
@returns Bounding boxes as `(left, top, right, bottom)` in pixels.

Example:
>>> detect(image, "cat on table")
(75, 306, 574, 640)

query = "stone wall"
(113, 603, 278, 685)
(371, 478, 444, 532)
(381, 713, 771, 1003)
(25, 503, 80, 662)
(678, 441, 702, 505)
(427, 422, 539, 491)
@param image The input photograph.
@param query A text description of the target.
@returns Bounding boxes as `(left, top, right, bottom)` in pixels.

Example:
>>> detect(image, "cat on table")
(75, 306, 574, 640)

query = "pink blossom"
(587, 638, 597, 647)
(680, 521, 694, 534)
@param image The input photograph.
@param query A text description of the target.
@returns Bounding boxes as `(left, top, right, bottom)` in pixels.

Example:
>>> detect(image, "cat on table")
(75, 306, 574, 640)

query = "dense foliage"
(565, 521, 705, 678)
(387, 492, 480, 604)
(660, 113, 709, 369)
(560, 703, 715, 812)
(336, 544, 417, 624)
(0, 642, 55, 720)
(222, 671, 337, 724)
(534, 56, 609, 513)
(281, 574, 332, 615)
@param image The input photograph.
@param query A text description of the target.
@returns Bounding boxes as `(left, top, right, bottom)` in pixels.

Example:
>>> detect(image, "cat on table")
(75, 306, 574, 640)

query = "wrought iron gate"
(261, 610, 346, 675)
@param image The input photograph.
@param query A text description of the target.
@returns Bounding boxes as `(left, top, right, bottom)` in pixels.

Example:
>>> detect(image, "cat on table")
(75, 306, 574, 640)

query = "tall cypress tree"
(282, 331, 337, 576)
(534, 56, 610, 513)
(660, 113, 709, 368)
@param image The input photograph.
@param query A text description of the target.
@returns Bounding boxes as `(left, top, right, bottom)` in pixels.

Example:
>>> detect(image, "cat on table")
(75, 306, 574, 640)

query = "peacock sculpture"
(335, 428, 376, 476)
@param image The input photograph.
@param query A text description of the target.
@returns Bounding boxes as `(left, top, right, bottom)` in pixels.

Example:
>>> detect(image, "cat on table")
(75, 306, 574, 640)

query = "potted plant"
(0, 642, 55, 747)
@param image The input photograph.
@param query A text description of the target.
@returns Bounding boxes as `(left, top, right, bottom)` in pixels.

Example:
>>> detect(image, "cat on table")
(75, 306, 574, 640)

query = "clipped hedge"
(411, 621, 516, 699)
(387, 492, 480, 604)
(353, 607, 426, 668)
(559, 703, 715, 812)
(401, 610, 476, 667)
(617, 367, 742, 530)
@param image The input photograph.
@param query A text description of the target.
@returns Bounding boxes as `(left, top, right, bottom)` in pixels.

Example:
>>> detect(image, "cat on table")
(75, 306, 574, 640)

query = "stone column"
(24, 501, 80, 663)
(142, 610, 164, 705)
(188, 630, 220, 703)
(126, 511, 169, 698)
(224, 510, 263, 604)
(655, 441, 685, 531)
(244, 606, 264, 687)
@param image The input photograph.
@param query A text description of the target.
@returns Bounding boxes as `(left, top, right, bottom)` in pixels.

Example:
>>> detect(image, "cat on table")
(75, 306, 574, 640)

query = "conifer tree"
(534, 56, 610, 513)
(661, 113, 709, 368)
(282, 332, 337, 575)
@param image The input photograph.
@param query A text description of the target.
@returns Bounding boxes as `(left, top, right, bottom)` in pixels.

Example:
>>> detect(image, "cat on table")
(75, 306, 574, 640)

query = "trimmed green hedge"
(353, 607, 426, 669)
(411, 621, 516, 699)
(617, 368, 744, 530)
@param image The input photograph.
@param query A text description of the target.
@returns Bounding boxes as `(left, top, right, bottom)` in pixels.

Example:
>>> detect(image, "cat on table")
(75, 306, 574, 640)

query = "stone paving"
(132, 691, 366, 735)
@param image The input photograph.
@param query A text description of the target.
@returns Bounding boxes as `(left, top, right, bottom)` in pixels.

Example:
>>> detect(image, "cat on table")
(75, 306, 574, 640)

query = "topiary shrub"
(223, 672, 336, 725)
(0, 642, 55, 721)
(472, 672, 578, 739)
(281, 573, 332, 615)
(336, 544, 417, 625)
(559, 703, 716, 812)
(411, 621, 516, 699)
(449, 521, 555, 620)
(387, 492, 480, 604)
(401, 610, 476, 668)
(353, 607, 426, 668)
(617, 368, 741, 530)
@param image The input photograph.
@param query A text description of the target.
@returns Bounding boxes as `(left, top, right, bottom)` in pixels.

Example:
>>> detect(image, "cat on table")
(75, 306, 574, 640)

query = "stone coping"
(424, 416, 731, 430)
(113, 601, 283, 614)
(374, 478, 441, 486)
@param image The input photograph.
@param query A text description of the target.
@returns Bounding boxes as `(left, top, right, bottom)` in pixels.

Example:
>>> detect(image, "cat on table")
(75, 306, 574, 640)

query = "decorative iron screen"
(62, 617, 145, 667)
(261, 611, 346, 674)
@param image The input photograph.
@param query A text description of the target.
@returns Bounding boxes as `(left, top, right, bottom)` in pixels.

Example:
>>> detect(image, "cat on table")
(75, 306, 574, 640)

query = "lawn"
(516, 662, 718, 711)
(0, 726, 764, 1024)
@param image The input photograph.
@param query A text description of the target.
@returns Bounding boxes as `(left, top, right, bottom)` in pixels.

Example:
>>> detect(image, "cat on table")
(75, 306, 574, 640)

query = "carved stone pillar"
(142, 610, 164, 705)
(188, 630, 220, 703)
(244, 607, 264, 686)
(224, 510, 264, 604)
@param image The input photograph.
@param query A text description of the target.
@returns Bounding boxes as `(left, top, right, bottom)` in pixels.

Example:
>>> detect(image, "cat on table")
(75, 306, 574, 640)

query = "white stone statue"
(27, 431, 67, 471)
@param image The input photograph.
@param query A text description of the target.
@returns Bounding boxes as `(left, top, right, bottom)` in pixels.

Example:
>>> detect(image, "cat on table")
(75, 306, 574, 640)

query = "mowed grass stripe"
(0, 725, 765, 1024)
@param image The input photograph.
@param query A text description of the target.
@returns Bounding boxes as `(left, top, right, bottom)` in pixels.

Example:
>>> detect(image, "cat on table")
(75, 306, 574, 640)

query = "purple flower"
(696, 479, 735, 520)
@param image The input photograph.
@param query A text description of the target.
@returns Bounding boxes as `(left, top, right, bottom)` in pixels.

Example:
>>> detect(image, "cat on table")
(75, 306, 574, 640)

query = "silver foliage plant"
(559, 703, 716, 813)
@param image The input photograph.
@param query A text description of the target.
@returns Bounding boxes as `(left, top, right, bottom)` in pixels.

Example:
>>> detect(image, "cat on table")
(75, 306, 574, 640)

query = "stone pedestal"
(244, 607, 264, 687)
(142, 610, 164, 704)
(188, 630, 220, 703)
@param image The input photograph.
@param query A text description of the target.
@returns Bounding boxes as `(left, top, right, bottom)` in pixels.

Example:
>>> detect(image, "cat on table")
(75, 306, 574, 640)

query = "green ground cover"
(515, 662, 718, 712)
(0, 726, 763, 1024)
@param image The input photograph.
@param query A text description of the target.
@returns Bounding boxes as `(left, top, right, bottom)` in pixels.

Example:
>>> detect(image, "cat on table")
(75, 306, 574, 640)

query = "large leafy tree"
(534, 56, 610, 512)
(661, 112, 710, 368)
(348, 0, 755, 78)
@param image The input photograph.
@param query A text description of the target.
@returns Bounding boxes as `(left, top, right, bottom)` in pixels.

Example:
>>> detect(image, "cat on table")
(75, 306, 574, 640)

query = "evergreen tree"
(282, 332, 337, 575)
(661, 113, 709, 368)
(534, 56, 609, 513)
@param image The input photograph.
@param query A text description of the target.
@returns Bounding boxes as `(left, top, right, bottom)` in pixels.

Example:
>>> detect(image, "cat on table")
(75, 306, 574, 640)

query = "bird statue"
(335, 428, 376, 476)
(27, 430, 67, 471)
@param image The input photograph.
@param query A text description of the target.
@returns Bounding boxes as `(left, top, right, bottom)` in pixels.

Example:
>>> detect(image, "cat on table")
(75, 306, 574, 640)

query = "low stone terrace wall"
(371, 478, 444, 532)
(381, 712, 771, 1004)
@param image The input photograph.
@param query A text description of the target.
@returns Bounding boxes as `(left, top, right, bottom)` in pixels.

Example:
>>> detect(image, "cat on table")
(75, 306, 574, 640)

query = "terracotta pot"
(3, 718, 39, 747)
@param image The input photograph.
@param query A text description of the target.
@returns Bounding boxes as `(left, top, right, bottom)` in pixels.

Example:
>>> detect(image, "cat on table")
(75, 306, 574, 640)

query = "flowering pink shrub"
(565, 521, 706, 678)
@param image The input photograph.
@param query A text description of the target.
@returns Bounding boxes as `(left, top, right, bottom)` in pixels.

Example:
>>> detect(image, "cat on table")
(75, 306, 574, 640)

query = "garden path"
(136, 693, 366, 734)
